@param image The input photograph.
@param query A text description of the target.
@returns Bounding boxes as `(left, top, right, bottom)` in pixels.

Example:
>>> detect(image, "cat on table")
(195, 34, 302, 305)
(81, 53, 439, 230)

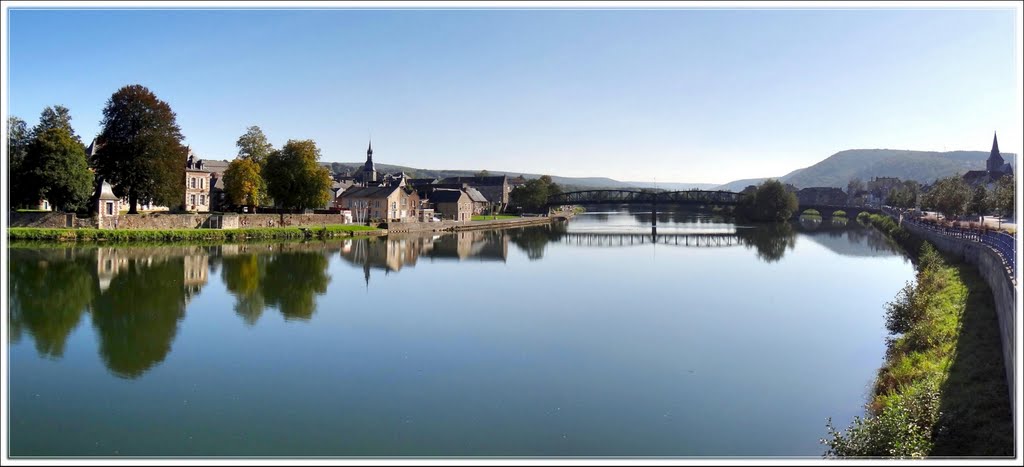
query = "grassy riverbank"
(7, 225, 381, 243)
(823, 213, 1011, 457)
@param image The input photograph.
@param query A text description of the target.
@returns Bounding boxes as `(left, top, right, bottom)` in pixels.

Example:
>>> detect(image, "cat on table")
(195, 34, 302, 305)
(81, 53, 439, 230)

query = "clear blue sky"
(6, 6, 1021, 184)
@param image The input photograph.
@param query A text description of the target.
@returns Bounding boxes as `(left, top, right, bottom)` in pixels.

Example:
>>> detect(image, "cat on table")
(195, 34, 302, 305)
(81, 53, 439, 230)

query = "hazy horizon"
(6, 4, 1021, 185)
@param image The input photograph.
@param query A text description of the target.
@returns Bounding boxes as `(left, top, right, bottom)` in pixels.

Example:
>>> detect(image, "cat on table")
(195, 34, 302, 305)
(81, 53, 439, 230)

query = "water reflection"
(9, 249, 95, 358)
(8, 217, 900, 379)
(91, 254, 192, 378)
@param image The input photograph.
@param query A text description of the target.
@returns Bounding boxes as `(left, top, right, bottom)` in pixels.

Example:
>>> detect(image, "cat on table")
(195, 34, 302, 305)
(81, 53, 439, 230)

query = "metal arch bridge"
(547, 189, 744, 207)
(560, 231, 748, 248)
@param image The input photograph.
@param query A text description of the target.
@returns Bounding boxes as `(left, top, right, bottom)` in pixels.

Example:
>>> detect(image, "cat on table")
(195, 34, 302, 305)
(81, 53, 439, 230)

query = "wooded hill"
(716, 149, 1016, 191)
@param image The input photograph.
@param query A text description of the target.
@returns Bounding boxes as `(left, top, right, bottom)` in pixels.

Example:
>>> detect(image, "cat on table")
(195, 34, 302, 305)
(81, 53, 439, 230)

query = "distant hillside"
(322, 162, 714, 191)
(716, 149, 1016, 190)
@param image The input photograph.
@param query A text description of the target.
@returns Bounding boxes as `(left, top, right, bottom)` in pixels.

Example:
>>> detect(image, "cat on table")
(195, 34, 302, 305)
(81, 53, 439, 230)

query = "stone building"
(437, 175, 511, 210)
(429, 188, 473, 221)
(339, 184, 420, 223)
(184, 152, 213, 212)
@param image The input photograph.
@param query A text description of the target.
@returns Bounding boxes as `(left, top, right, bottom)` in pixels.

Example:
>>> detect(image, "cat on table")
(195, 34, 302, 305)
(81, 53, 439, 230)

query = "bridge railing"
(882, 207, 1016, 280)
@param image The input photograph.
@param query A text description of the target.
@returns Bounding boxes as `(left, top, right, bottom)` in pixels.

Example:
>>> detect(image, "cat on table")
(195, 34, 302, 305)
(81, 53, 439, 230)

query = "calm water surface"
(8, 211, 914, 457)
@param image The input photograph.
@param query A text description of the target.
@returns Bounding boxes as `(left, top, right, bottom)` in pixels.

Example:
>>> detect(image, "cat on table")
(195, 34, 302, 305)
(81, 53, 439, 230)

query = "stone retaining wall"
(9, 212, 77, 228)
(901, 220, 1017, 419)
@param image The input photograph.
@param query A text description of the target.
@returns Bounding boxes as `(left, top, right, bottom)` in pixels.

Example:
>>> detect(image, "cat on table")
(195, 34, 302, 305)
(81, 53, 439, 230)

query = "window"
(200, 195, 206, 205)
(106, 202, 114, 215)
(200, 178, 205, 189)
(190, 178, 196, 189)
(191, 194, 197, 206)
(392, 201, 397, 210)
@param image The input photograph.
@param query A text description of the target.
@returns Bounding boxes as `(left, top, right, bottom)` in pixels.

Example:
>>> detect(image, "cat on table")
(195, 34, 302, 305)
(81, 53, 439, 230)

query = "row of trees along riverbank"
(821, 213, 1011, 458)
(8, 85, 334, 215)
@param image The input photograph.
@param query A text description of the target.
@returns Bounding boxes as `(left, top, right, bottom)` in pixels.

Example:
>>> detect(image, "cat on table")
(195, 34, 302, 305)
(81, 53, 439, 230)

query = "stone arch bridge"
(546, 189, 877, 223)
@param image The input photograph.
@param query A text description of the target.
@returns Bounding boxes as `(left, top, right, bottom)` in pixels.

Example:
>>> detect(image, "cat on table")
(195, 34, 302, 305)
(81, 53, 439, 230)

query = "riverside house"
(339, 185, 420, 223)
(428, 189, 473, 221)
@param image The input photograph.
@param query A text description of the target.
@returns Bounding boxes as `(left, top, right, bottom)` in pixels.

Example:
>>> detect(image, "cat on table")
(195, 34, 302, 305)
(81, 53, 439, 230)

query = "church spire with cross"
(361, 138, 377, 184)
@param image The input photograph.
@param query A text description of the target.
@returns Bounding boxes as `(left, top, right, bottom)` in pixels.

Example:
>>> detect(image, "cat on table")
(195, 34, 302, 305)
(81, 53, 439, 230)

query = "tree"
(737, 179, 799, 222)
(510, 175, 561, 213)
(236, 125, 274, 167)
(8, 116, 33, 207)
(263, 139, 332, 210)
(93, 85, 187, 214)
(968, 185, 990, 221)
(223, 158, 267, 211)
(35, 105, 77, 140)
(476, 169, 491, 177)
(989, 174, 1015, 218)
(922, 176, 970, 220)
(23, 125, 94, 212)
(886, 181, 919, 210)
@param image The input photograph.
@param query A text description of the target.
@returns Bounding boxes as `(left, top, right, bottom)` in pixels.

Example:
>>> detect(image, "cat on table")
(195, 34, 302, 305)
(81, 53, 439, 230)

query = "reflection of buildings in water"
(337, 231, 509, 285)
(96, 248, 129, 292)
(183, 254, 209, 299)
(94, 247, 210, 299)
(427, 230, 508, 262)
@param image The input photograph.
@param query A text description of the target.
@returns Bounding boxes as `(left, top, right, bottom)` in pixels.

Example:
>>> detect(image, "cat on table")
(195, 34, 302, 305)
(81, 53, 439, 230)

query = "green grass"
(471, 215, 522, 221)
(824, 216, 1012, 458)
(801, 209, 821, 216)
(833, 210, 847, 217)
(8, 225, 380, 243)
(15, 209, 52, 213)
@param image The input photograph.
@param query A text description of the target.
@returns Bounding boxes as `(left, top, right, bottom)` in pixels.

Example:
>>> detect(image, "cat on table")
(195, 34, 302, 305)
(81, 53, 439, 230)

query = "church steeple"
(362, 139, 377, 184)
(987, 131, 1004, 173)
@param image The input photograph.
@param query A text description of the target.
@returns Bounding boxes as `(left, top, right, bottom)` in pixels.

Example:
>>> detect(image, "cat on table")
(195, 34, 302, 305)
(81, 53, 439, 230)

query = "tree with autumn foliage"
(93, 85, 187, 213)
(223, 158, 267, 212)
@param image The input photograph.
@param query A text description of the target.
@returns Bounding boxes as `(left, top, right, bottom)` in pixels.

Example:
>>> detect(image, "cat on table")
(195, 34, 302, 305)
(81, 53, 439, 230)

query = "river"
(7, 210, 915, 457)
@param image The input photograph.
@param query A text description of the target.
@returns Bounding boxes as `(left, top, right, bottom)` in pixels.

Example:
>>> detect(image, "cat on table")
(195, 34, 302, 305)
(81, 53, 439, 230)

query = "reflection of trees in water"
(8, 249, 96, 358)
(221, 253, 268, 325)
(90, 257, 189, 379)
(795, 218, 902, 256)
(627, 207, 729, 226)
(508, 221, 568, 260)
(261, 252, 331, 321)
(736, 222, 797, 263)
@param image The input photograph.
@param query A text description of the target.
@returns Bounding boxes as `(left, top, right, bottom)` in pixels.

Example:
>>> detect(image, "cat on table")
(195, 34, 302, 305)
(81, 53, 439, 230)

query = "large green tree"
(263, 139, 332, 210)
(236, 125, 274, 166)
(737, 179, 799, 221)
(93, 85, 186, 214)
(23, 125, 94, 212)
(223, 158, 267, 211)
(35, 105, 77, 138)
(7, 116, 33, 207)
(510, 175, 561, 213)
(922, 175, 971, 220)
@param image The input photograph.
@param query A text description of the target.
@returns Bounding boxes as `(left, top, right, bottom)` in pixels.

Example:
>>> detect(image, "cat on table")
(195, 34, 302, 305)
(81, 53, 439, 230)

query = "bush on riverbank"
(823, 221, 1011, 458)
(8, 225, 379, 243)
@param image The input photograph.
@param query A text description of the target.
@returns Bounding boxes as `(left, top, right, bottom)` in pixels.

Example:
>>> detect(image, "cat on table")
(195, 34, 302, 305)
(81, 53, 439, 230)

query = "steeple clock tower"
(362, 140, 377, 184)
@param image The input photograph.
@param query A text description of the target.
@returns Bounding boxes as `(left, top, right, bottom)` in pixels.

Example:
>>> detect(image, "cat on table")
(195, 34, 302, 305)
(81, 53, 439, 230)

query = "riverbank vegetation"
(8, 225, 380, 243)
(823, 214, 1011, 458)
